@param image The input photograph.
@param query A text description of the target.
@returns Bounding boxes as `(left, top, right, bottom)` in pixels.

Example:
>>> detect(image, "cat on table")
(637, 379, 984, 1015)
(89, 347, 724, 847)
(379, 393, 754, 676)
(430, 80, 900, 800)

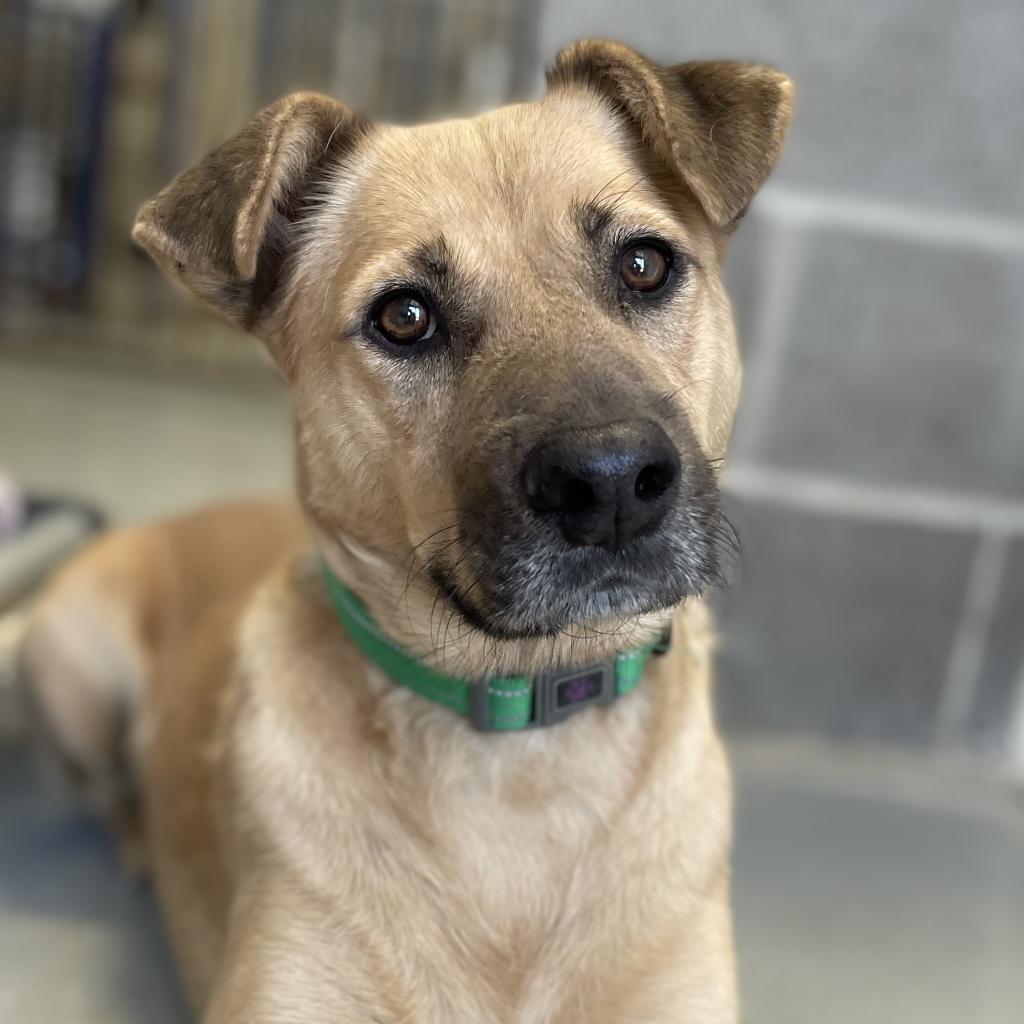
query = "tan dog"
(22, 40, 791, 1023)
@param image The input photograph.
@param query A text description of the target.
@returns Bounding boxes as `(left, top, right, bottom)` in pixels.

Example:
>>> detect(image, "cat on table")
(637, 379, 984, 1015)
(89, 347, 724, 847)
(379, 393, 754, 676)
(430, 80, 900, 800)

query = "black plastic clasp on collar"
(470, 661, 616, 731)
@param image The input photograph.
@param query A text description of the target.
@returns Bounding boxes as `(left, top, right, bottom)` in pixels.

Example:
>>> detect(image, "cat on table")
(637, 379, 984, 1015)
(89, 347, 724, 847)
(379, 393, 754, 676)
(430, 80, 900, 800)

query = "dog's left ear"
(133, 92, 365, 331)
(548, 40, 792, 227)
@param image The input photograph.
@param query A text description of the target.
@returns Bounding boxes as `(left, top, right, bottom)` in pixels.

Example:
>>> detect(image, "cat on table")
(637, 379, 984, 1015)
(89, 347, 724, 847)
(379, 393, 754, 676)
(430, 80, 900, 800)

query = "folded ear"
(133, 92, 366, 330)
(548, 40, 792, 227)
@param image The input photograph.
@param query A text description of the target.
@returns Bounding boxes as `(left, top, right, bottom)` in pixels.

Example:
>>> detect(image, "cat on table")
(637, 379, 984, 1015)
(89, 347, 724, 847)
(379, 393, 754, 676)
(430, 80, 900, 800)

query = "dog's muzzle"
(439, 407, 727, 639)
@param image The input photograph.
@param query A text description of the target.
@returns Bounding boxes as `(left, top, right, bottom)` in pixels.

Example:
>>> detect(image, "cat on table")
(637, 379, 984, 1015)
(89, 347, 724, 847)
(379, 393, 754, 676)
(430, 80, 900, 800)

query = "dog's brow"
(403, 235, 476, 338)
(570, 199, 615, 244)
(408, 236, 454, 285)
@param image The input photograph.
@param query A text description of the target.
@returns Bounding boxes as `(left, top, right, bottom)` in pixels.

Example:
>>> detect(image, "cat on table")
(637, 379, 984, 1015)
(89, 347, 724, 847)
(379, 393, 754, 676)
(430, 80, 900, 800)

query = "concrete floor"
(731, 746, 1024, 1024)
(2, 740, 1022, 1023)
(0, 744, 185, 1024)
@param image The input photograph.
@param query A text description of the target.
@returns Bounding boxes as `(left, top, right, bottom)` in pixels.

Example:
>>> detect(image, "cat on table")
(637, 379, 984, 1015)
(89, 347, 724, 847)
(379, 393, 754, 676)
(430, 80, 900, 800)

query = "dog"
(21, 40, 791, 1023)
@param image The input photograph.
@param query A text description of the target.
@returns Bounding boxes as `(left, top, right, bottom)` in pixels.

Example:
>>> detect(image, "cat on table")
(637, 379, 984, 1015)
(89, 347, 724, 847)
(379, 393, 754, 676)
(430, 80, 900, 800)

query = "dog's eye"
(619, 242, 671, 292)
(373, 291, 436, 345)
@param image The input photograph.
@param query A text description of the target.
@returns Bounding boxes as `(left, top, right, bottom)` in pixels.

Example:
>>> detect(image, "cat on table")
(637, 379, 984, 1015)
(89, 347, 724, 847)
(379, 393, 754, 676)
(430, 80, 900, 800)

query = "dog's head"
(134, 41, 791, 667)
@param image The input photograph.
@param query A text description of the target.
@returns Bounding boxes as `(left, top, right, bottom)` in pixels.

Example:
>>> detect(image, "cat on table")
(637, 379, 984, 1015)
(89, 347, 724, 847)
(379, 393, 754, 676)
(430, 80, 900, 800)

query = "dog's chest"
(394, 687, 654, 933)
(230, 584, 730, 1021)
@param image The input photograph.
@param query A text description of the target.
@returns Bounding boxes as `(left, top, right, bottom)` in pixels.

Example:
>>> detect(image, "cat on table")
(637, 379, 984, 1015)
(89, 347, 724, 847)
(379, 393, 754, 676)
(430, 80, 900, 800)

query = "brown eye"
(374, 291, 435, 345)
(619, 243, 671, 292)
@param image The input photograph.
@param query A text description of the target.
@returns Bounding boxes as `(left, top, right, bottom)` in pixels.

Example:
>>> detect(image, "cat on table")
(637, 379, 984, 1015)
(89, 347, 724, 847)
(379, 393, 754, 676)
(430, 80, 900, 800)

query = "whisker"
(589, 167, 633, 207)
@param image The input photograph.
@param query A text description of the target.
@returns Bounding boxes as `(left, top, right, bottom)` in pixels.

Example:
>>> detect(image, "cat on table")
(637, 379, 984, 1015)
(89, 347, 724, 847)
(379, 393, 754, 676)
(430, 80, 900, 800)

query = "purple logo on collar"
(555, 669, 605, 709)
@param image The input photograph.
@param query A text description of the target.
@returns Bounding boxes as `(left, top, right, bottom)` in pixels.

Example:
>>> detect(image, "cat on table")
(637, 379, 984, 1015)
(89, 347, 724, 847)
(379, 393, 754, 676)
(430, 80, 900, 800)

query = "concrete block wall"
(540, 1, 1024, 766)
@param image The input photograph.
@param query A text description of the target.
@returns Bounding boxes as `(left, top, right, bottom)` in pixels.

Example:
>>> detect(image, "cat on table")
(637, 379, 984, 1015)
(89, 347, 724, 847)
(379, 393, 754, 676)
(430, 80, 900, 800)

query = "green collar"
(321, 564, 671, 731)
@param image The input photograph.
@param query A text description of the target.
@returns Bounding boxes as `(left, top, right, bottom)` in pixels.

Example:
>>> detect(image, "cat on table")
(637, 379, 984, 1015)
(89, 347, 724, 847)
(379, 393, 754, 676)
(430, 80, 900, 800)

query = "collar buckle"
(470, 661, 615, 732)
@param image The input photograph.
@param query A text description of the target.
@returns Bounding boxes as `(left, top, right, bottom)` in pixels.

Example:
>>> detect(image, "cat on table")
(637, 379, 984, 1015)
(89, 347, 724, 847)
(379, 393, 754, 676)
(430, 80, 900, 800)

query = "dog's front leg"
(200, 891, 389, 1024)
(203, 949, 383, 1024)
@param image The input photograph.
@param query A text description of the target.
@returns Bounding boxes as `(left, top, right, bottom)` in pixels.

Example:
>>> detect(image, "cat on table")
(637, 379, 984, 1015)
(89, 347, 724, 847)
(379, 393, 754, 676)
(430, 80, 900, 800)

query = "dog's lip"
(429, 567, 502, 635)
(428, 559, 679, 641)
(430, 552, 647, 612)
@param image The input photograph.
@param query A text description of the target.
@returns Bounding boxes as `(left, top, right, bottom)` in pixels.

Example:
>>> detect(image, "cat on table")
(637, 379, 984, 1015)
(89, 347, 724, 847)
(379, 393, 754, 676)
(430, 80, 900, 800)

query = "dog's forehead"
(321, 90, 664, 254)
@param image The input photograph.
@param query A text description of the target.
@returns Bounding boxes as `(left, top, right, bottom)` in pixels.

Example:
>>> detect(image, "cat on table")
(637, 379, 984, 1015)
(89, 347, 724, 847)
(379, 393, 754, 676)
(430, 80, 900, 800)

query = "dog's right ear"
(133, 92, 365, 331)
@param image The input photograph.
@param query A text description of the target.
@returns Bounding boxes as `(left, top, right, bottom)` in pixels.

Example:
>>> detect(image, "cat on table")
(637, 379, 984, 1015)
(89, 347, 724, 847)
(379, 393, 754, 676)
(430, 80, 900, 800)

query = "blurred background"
(1, 1, 1023, 1022)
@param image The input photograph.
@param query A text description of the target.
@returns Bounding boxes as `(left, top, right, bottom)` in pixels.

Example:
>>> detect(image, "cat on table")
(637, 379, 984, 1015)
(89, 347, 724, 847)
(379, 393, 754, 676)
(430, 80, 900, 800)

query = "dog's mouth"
(427, 501, 732, 640)
(432, 574, 679, 641)
(434, 398, 733, 639)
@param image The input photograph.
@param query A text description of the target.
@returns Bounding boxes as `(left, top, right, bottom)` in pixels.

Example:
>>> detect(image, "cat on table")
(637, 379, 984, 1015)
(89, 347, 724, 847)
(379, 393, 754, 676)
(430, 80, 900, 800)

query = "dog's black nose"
(522, 419, 680, 551)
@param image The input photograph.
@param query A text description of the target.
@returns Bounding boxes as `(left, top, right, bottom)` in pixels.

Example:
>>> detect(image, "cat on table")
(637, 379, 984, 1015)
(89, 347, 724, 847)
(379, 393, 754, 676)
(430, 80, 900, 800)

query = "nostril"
(524, 462, 598, 517)
(562, 477, 597, 516)
(634, 461, 676, 503)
